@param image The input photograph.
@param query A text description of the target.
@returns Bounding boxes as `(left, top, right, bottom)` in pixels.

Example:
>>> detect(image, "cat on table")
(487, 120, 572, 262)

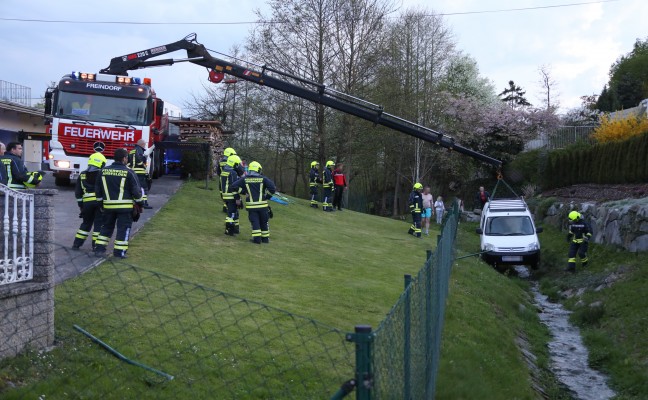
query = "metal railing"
(0, 185, 35, 285)
(526, 126, 597, 150)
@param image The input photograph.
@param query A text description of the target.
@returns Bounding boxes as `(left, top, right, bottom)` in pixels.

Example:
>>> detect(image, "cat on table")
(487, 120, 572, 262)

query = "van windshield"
(485, 216, 534, 236)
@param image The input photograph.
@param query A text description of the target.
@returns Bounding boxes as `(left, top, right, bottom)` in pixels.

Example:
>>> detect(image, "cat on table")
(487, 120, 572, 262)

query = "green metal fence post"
(346, 325, 373, 400)
(425, 252, 433, 400)
(403, 274, 412, 400)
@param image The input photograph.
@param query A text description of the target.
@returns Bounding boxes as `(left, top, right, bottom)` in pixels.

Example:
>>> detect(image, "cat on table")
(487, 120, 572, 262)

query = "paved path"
(39, 173, 184, 284)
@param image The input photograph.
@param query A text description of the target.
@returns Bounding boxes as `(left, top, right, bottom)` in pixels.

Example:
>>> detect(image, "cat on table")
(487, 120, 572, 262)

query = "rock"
(589, 301, 604, 308)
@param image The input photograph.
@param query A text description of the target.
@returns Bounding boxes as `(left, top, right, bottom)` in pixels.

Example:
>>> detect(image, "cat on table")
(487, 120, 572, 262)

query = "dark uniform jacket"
(230, 171, 276, 209)
(75, 169, 100, 205)
(323, 168, 334, 190)
(309, 167, 320, 187)
(128, 145, 147, 176)
(408, 190, 423, 213)
(95, 161, 143, 212)
(568, 219, 592, 243)
(220, 165, 242, 201)
(1, 153, 29, 190)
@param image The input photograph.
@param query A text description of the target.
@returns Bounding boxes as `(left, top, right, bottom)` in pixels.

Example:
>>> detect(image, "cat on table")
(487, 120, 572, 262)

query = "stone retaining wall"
(0, 189, 56, 359)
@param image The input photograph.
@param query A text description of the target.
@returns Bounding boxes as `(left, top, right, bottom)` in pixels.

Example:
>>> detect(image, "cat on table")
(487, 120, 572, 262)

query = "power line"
(0, 0, 622, 25)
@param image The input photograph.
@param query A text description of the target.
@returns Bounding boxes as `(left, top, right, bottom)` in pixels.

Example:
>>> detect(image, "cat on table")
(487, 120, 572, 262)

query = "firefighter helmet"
(310, 161, 319, 168)
(223, 147, 237, 157)
(227, 154, 241, 167)
(248, 161, 262, 173)
(88, 152, 107, 169)
(568, 211, 581, 221)
(24, 171, 43, 188)
(325, 160, 334, 168)
(413, 182, 423, 190)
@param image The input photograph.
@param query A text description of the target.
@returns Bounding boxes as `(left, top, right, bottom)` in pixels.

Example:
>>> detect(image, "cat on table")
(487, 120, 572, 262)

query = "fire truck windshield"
(54, 91, 148, 125)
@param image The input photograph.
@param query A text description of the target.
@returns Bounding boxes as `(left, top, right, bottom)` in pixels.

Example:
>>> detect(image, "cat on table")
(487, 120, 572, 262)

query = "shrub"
(593, 114, 648, 143)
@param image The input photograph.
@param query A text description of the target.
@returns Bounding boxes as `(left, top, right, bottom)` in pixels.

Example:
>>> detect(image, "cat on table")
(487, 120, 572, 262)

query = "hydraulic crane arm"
(101, 33, 502, 167)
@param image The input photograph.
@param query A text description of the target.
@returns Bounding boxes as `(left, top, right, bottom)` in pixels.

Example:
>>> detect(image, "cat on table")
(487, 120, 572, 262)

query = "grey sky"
(1, 0, 645, 114)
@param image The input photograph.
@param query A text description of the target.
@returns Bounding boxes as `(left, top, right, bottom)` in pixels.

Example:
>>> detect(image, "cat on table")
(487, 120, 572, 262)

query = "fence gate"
(0, 185, 34, 286)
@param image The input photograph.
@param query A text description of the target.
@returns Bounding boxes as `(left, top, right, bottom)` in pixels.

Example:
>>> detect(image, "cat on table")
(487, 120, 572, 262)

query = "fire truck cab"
(44, 72, 166, 186)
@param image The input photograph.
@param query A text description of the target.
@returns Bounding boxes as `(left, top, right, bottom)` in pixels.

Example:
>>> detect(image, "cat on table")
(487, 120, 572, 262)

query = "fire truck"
(45, 33, 501, 186)
(44, 71, 168, 186)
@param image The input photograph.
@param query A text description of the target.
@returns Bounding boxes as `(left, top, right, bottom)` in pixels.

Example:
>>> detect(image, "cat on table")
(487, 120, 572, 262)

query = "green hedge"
(539, 131, 648, 189)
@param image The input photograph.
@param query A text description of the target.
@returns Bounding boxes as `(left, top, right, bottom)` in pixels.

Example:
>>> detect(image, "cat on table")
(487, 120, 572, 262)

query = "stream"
(515, 267, 616, 400)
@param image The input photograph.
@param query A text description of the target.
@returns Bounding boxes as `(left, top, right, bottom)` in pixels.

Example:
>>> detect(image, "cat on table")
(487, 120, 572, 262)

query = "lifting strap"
(490, 169, 520, 199)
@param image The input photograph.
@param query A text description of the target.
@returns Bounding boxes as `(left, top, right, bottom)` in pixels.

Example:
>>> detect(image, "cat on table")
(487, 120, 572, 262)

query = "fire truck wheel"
(55, 176, 71, 187)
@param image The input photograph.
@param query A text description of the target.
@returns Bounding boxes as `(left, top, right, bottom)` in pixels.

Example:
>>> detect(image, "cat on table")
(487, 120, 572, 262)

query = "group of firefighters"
(72, 139, 152, 258)
(0, 139, 592, 268)
(308, 160, 347, 212)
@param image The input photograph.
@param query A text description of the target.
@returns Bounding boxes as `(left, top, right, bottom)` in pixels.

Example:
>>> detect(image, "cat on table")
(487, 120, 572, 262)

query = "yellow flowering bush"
(593, 114, 648, 143)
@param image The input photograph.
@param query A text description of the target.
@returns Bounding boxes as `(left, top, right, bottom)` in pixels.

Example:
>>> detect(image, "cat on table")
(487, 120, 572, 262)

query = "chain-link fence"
(2, 204, 460, 399)
(1, 244, 353, 399)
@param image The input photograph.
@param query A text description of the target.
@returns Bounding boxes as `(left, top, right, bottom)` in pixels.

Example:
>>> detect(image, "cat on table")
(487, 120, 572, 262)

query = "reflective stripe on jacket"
(230, 172, 276, 209)
(95, 161, 143, 210)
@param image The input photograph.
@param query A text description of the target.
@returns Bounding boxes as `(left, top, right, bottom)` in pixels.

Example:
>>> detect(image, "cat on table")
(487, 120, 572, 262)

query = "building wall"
(0, 102, 46, 170)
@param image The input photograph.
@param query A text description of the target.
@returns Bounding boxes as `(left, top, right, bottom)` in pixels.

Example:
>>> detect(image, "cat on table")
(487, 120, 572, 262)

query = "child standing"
(421, 186, 434, 235)
(434, 196, 445, 224)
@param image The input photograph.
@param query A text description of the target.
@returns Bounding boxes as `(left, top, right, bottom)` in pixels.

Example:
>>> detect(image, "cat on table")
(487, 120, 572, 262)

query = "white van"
(475, 198, 542, 269)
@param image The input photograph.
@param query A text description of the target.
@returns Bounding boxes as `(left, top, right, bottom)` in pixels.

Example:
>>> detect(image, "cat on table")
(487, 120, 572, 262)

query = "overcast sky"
(1, 0, 646, 115)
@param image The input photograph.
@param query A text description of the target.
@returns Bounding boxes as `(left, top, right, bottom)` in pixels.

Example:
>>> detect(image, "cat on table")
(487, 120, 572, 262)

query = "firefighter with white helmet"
(322, 161, 335, 212)
(72, 152, 107, 250)
(230, 161, 276, 244)
(565, 211, 592, 272)
(308, 161, 321, 208)
(408, 182, 424, 237)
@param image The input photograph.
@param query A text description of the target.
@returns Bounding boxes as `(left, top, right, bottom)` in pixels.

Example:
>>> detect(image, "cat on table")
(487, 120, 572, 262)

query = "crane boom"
(100, 33, 502, 167)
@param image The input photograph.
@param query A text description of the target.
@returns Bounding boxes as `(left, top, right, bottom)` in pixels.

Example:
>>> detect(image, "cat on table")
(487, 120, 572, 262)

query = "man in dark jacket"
(322, 161, 335, 212)
(94, 148, 143, 258)
(221, 154, 244, 236)
(230, 161, 276, 244)
(475, 186, 491, 210)
(308, 161, 321, 208)
(128, 139, 152, 209)
(408, 183, 423, 238)
(565, 211, 592, 272)
(72, 152, 106, 250)
(1, 142, 30, 189)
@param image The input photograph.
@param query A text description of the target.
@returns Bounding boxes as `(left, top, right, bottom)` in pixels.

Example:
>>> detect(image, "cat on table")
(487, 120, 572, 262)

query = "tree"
(498, 80, 531, 108)
(537, 64, 559, 112)
(597, 37, 648, 111)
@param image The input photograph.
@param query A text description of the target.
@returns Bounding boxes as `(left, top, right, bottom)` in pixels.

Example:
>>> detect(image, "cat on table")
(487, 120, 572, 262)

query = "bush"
(181, 143, 212, 179)
(593, 114, 648, 143)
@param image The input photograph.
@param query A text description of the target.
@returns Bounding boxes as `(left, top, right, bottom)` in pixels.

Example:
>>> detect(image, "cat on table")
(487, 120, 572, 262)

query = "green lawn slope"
(0, 180, 570, 398)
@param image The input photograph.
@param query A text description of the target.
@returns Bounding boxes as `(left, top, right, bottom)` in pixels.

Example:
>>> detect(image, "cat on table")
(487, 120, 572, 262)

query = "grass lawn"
(0, 179, 576, 399)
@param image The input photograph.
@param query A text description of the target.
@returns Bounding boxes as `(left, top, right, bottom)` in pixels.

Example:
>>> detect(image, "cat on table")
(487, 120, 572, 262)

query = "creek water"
(516, 266, 616, 400)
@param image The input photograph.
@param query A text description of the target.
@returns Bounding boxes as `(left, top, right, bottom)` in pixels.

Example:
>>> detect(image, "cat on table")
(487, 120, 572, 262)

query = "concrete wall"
(0, 189, 56, 359)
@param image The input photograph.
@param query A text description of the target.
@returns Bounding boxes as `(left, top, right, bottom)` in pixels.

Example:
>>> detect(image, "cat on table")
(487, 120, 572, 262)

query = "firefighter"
(322, 160, 335, 212)
(0, 142, 42, 190)
(221, 154, 243, 236)
(72, 152, 107, 250)
(128, 139, 152, 209)
(565, 211, 592, 272)
(408, 183, 423, 238)
(217, 147, 237, 213)
(94, 148, 144, 259)
(308, 161, 321, 208)
(230, 161, 276, 244)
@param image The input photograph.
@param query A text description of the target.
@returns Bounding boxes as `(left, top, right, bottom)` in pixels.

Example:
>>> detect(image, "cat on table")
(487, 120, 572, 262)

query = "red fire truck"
(44, 72, 167, 186)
